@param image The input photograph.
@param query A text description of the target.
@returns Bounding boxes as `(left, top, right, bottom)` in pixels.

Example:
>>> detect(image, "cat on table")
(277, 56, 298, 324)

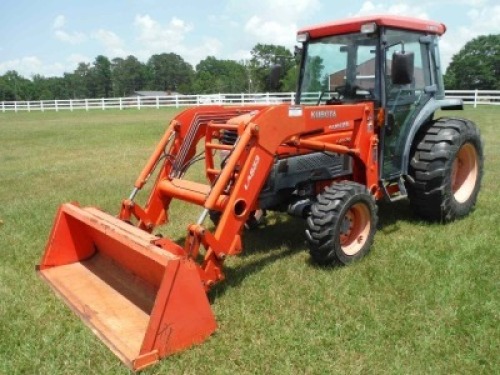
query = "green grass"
(0, 106, 498, 374)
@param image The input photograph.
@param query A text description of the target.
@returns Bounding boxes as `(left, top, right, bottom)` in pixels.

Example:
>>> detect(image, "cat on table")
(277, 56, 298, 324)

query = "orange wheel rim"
(339, 202, 371, 256)
(451, 143, 478, 203)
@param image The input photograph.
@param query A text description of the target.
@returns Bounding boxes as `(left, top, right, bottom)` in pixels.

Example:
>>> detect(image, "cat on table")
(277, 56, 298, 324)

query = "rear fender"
(400, 98, 463, 175)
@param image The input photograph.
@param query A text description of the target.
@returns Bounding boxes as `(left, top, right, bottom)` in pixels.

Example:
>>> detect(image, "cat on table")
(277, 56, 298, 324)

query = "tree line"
(443, 34, 499, 91)
(0, 44, 297, 101)
(0, 34, 497, 101)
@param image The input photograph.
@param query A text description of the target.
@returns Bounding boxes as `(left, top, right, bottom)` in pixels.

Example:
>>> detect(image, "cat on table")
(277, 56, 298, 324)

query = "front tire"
(408, 117, 483, 221)
(306, 181, 378, 265)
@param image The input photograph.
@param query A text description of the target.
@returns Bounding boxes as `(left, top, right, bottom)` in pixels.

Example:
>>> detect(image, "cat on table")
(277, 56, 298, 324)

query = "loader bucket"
(38, 203, 216, 371)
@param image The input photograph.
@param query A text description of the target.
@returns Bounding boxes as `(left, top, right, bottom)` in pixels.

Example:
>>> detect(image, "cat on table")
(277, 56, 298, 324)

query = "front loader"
(38, 15, 483, 370)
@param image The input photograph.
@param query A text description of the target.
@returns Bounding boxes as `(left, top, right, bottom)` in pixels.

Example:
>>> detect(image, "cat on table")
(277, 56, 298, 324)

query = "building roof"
(298, 15, 446, 39)
(133, 91, 182, 96)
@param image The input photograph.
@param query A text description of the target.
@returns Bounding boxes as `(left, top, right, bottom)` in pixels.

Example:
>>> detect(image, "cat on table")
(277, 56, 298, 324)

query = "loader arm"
(119, 106, 265, 229)
(119, 103, 377, 289)
(119, 105, 310, 287)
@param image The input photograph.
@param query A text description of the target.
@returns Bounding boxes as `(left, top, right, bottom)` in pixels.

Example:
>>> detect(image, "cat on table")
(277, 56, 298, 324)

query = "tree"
(193, 56, 248, 93)
(111, 56, 148, 96)
(0, 73, 18, 101)
(91, 55, 112, 97)
(297, 55, 325, 93)
(31, 75, 70, 100)
(63, 72, 80, 99)
(0, 70, 35, 100)
(444, 34, 500, 90)
(249, 44, 295, 92)
(72, 62, 93, 98)
(147, 53, 194, 93)
(282, 65, 299, 92)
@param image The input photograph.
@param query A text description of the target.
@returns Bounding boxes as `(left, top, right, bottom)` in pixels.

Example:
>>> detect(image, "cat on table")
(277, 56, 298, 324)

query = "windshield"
(297, 32, 380, 105)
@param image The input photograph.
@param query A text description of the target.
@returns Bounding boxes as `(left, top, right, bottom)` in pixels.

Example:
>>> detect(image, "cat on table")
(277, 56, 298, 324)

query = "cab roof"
(298, 15, 446, 38)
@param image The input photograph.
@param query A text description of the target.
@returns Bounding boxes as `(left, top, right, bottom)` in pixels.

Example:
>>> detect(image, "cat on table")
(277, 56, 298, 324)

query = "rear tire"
(306, 181, 377, 265)
(408, 117, 483, 221)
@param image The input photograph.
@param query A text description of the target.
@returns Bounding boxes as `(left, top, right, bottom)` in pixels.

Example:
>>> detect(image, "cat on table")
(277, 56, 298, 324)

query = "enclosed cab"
(296, 15, 465, 185)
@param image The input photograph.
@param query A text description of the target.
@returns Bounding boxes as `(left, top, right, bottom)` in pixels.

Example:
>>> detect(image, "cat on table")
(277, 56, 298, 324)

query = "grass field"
(0, 106, 498, 374)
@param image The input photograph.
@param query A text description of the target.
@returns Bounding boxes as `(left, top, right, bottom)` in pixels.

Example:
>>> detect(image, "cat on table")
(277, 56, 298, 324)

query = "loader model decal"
(244, 155, 261, 190)
(327, 120, 350, 131)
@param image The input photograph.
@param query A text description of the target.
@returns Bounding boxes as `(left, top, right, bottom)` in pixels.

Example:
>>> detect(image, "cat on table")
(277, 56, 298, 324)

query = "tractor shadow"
(376, 198, 422, 233)
(209, 199, 418, 300)
(209, 214, 306, 300)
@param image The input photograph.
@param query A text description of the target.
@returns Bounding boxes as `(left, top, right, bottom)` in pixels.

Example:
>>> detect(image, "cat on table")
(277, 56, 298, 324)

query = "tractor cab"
(295, 15, 449, 180)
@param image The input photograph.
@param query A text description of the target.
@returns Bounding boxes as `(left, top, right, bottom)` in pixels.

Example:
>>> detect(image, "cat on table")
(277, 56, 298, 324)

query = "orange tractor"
(38, 15, 483, 370)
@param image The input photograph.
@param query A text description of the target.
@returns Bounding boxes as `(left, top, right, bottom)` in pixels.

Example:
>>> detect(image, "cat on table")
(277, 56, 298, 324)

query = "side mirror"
(391, 51, 414, 85)
(294, 45, 302, 59)
(269, 64, 282, 91)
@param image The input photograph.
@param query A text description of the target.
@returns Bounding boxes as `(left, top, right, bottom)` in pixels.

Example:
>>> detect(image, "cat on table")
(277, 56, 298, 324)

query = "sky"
(0, 0, 499, 78)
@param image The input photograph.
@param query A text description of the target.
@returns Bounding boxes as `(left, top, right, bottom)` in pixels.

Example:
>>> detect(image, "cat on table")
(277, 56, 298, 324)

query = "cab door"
(381, 29, 434, 179)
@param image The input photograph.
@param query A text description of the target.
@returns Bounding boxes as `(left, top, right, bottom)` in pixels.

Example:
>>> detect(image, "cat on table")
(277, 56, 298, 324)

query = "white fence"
(443, 90, 500, 108)
(0, 93, 294, 113)
(0, 90, 498, 113)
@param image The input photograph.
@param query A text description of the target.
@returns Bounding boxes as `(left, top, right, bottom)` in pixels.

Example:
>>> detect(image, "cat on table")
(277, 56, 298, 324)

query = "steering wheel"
(316, 85, 358, 105)
(336, 84, 374, 101)
(316, 89, 341, 105)
(316, 84, 374, 105)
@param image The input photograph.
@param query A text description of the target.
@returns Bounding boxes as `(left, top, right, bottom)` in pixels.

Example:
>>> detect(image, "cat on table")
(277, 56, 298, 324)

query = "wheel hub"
(451, 143, 478, 203)
(340, 203, 371, 256)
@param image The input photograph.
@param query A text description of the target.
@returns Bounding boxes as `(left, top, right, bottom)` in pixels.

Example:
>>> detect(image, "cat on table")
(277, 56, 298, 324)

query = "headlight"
(296, 32, 309, 43)
(361, 22, 377, 34)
